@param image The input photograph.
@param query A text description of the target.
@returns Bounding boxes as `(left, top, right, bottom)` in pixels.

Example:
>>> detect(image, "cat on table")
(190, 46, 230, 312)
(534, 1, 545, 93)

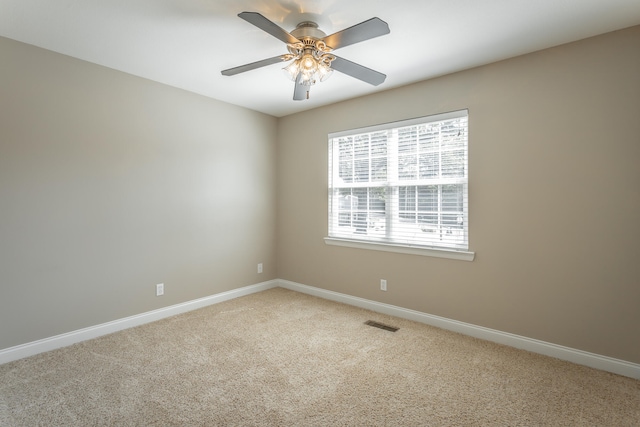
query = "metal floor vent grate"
(364, 320, 399, 332)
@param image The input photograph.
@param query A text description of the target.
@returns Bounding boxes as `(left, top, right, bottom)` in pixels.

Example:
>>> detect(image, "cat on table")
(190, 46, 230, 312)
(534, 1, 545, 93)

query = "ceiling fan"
(221, 12, 390, 101)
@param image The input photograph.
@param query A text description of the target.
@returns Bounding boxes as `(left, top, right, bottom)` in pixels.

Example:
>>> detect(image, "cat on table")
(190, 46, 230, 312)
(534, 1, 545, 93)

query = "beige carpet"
(1, 288, 638, 426)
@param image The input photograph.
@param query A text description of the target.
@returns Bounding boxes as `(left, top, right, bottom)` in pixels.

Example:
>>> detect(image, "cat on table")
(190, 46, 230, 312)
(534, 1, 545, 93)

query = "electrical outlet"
(156, 283, 164, 296)
(257, 263, 263, 274)
(380, 279, 387, 291)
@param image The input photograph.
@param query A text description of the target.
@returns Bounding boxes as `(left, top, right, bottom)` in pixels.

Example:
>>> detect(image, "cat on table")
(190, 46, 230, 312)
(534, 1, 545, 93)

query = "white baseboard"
(0, 280, 279, 365)
(277, 279, 640, 380)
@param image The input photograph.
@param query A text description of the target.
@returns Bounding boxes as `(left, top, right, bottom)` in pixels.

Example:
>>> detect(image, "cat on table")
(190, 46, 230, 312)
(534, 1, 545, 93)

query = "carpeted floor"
(1, 287, 639, 426)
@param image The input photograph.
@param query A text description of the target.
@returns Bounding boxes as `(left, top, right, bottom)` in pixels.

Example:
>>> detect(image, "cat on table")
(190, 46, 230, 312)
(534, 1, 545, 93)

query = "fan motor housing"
(291, 21, 326, 40)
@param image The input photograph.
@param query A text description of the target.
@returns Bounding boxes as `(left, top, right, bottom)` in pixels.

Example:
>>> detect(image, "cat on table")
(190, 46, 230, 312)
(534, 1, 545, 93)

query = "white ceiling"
(1, 0, 639, 117)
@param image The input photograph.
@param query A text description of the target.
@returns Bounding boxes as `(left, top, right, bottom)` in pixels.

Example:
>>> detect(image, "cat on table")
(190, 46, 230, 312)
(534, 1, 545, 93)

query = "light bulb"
(318, 62, 333, 82)
(282, 60, 300, 81)
(301, 53, 317, 72)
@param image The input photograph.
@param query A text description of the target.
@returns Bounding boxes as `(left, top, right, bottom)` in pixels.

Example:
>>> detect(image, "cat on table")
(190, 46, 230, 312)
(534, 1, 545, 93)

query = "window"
(327, 110, 472, 260)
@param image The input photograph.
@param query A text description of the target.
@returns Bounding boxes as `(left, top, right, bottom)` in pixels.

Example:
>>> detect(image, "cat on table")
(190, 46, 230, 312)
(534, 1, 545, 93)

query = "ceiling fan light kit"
(221, 12, 390, 101)
(281, 24, 336, 88)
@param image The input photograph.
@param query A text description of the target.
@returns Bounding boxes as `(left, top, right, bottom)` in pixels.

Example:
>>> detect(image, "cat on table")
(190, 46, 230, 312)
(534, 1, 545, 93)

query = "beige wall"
(0, 37, 278, 349)
(276, 26, 640, 363)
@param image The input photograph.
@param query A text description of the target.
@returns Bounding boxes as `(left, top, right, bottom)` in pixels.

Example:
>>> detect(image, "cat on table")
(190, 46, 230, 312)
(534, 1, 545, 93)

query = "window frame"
(325, 110, 474, 261)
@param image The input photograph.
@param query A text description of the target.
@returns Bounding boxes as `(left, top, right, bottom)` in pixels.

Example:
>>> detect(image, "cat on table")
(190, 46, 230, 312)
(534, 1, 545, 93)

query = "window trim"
(324, 237, 475, 261)
(327, 109, 473, 261)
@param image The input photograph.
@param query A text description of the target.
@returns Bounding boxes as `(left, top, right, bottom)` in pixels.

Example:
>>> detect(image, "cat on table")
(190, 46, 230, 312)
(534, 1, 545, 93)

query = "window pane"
(442, 184, 463, 213)
(418, 186, 438, 213)
(351, 188, 367, 233)
(367, 187, 386, 233)
(419, 152, 439, 179)
(369, 187, 386, 212)
(442, 149, 465, 177)
(398, 127, 417, 153)
(337, 189, 357, 227)
(371, 132, 388, 156)
(441, 120, 465, 150)
(354, 135, 369, 159)
(371, 158, 387, 181)
(354, 159, 370, 182)
(339, 137, 353, 160)
(419, 124, 440, 152)
(339, 160, 353, 183)
(399, 186, 416, 221)
(398, 155, 417, 180)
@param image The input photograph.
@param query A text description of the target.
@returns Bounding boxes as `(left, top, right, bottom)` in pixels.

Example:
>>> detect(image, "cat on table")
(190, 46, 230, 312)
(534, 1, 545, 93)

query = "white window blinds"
(328, 110, 469, 251)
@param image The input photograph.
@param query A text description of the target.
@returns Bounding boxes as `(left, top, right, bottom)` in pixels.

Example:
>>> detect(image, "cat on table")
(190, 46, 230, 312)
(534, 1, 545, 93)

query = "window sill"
(324, 237, 475, 261)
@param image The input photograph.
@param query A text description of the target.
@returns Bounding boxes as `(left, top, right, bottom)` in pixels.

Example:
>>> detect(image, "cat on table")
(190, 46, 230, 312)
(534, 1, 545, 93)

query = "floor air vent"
(364, 320, 399, 332)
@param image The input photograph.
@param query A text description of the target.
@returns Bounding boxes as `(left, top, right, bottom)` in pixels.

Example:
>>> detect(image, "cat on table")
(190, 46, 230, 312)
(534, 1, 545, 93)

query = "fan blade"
(238, 12, 300, 45)
(330, 56, 386, 86)
(221, 55, 285, 76)
(322, 17, 390, 50)
(293, 73, 311, 101)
